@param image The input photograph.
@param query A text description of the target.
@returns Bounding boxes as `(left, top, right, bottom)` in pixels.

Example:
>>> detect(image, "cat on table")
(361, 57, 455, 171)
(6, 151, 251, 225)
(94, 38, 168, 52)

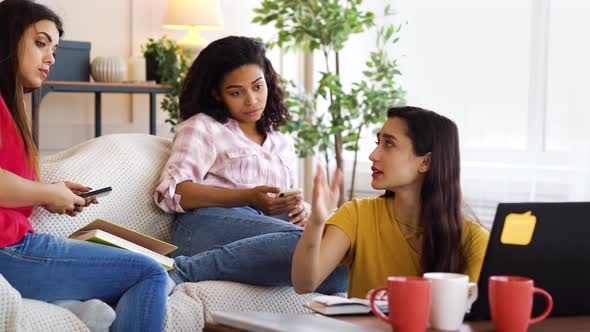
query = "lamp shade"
(163, 0, 223, 29)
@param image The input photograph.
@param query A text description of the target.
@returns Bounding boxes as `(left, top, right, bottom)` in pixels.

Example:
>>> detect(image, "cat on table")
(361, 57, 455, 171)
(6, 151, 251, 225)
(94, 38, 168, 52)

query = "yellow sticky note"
(500, 211, 537, 245)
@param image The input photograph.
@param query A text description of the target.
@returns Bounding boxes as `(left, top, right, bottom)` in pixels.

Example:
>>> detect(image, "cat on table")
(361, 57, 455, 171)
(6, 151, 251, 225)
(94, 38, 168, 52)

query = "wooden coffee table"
(204, 314, 590, 332)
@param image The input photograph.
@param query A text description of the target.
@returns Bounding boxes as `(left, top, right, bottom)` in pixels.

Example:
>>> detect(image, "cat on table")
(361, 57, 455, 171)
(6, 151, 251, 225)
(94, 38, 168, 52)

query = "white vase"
(91, 56, 127, 82)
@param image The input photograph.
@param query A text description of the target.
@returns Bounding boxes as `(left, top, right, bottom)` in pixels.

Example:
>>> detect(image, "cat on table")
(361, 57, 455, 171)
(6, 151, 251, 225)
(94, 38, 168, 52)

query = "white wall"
(31, 0, 281, 154)
(32, 0, 134, 154)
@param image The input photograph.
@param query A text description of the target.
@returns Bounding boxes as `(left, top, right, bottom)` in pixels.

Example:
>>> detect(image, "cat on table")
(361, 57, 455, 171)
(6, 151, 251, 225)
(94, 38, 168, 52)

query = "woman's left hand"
(289, 201, 311, 226)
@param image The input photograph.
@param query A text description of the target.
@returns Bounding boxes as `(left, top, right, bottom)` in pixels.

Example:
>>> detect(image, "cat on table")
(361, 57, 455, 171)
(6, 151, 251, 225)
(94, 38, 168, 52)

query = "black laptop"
(468, 202, 590, 320)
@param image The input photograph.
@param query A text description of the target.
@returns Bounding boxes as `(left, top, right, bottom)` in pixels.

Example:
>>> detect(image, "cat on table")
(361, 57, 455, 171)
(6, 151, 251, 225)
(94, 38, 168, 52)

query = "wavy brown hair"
(382, 106, 464, 274)
(179, 36, 289, 134)
(0, 0, 64, 177)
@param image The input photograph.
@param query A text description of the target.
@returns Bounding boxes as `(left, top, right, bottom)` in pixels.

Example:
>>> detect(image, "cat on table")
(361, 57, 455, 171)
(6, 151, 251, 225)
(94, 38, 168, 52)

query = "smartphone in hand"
(79, 186, 112, 199)
(278, 187, 302, 198)
(273, 188, 303, 222)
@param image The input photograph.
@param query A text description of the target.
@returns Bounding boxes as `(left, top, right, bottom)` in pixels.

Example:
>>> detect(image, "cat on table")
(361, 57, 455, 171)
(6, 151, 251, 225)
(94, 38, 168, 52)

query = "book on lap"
(304, 295, 388, 316)
(69, 218, 177, 270)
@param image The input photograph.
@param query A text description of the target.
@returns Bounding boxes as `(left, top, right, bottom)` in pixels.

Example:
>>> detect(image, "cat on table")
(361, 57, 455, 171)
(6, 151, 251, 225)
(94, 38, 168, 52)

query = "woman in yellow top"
(292, 106, 490, 298)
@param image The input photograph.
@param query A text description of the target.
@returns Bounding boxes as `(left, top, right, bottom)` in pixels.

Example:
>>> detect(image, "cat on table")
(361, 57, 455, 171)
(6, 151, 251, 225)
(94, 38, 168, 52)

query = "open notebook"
(304, 295, 388, 315)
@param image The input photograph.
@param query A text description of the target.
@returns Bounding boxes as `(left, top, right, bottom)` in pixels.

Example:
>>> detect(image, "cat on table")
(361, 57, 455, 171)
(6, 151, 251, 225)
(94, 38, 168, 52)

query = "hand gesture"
(44, 181, 88, 216)
(248, 185, 301, 216)
(309, 163, 342, 226)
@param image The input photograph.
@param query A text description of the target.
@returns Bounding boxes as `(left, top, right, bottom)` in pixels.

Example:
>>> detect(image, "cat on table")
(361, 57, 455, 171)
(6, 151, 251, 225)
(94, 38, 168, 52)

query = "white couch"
(0, 134, 318, 332)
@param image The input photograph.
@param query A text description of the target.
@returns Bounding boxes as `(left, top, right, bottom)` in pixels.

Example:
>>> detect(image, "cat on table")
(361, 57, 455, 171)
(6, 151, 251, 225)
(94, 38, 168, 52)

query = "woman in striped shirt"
(156, 36, 347, 293)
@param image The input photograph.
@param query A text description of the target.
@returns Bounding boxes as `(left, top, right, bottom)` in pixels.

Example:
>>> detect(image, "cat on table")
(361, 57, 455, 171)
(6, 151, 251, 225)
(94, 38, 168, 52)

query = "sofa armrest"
(163, 289, 205, 332)
(0, 274, 90, 332)
(0, 274, 20, 332)
(172, 281, 320, 331)
(19, 299, 89, 332)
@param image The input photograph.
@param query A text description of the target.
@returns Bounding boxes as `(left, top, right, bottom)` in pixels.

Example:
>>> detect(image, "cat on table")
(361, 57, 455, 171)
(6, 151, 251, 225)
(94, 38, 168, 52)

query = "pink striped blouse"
(155, 113, 298, 213)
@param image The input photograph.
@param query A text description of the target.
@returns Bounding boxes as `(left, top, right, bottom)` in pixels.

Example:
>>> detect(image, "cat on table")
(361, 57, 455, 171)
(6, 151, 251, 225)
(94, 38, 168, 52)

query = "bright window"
(331, 0, 590, 227)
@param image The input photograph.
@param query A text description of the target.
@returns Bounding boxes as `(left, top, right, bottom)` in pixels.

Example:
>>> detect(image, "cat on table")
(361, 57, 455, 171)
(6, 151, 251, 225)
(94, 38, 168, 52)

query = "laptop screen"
(468, 202, 590, 320)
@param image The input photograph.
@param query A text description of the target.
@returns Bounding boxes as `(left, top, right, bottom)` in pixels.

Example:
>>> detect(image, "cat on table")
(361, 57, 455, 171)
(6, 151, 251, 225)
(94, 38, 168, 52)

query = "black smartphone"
(79, 186, 112, 199)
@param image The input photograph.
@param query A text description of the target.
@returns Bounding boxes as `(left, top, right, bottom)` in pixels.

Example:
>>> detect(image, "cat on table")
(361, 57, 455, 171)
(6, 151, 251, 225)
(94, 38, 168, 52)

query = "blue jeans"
(0, 233, 168, 332)
(170, 207, 348, 294)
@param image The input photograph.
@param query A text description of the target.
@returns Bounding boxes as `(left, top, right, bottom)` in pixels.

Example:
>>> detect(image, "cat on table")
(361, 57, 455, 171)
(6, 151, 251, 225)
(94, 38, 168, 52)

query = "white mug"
(423, 272, 478, 331)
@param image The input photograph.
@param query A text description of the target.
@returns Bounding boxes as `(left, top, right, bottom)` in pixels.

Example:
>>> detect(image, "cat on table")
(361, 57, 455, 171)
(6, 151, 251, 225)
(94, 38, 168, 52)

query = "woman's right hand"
(310, 163, 342, 226)
(43, 182, 86, 214)
(248, 186, 302, 215)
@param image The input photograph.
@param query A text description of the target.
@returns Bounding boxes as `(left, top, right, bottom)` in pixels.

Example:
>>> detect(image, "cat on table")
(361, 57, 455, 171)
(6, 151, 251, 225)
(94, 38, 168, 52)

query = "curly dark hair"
(179, 36, 289, 134)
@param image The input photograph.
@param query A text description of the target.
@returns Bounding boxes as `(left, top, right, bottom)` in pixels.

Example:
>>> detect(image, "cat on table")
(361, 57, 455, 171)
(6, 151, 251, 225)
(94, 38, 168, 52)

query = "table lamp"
(163, 0, 224, 52)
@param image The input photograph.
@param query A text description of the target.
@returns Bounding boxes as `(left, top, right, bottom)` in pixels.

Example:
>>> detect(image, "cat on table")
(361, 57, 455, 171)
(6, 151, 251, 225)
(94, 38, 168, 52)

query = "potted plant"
(142, 36, 192, 129)
(253, 1, 405, 203)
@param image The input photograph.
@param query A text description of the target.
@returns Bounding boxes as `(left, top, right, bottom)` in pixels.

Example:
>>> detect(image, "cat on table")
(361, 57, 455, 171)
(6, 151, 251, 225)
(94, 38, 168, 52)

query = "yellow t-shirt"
(326, 197, 490, 299)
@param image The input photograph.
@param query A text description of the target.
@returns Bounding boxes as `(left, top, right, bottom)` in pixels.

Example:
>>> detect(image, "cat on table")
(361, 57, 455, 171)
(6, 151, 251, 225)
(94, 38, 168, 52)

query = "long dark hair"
(0, 0, 64, 176)
(179, 36, 289, 134)
(383, 106, 463, 274)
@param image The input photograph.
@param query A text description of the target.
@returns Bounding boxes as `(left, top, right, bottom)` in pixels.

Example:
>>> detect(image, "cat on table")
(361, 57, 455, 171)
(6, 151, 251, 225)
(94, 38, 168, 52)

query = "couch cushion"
(0, 275, 20, 332)
(19, 299, 90, 332)
(1, 274, 89, 332)
(30, 134, 174, 242)
(174, 281, 318, 330)
(163, 289, 205, 332)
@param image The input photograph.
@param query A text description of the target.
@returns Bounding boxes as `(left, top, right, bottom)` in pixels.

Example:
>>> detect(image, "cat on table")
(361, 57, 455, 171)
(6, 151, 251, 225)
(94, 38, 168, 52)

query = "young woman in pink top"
(0, 1, 168, 330)
(157, 36, 347, 293)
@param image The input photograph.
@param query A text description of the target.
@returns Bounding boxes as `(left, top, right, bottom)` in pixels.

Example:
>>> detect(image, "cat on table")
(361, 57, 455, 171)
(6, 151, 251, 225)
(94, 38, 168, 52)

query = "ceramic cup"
(489, 276, 553, 332)
(370, 276, 431, 332)
(423, 272, 478, 331)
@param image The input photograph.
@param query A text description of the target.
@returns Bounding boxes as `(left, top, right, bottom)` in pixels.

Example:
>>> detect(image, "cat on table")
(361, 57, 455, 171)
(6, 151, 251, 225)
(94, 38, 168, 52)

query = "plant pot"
(145, 52, 160, 83)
